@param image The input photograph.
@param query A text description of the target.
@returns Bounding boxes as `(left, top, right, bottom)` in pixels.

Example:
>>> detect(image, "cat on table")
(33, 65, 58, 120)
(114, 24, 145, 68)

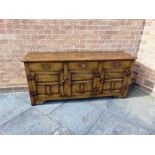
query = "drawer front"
(67, 61, 98, 71)
(28, 62, 63, 72)
(102, 60, 131, 69)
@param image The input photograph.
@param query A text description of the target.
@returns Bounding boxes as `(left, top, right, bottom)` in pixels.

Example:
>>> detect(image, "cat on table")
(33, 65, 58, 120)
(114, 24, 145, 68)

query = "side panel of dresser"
(24, 63, 36, 105)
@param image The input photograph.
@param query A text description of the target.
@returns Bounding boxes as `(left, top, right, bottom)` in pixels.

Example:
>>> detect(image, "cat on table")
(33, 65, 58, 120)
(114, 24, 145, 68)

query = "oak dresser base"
(22, 51, 135, 106)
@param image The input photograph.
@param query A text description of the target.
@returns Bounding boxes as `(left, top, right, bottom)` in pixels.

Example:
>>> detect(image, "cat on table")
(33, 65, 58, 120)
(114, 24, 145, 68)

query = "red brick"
(31, 35, 45, 39)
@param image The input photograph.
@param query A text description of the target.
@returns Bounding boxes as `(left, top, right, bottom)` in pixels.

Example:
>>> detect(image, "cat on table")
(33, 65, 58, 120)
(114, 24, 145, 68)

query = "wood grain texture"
(22, 51, 136, 62)
(23, 51, 136, 105)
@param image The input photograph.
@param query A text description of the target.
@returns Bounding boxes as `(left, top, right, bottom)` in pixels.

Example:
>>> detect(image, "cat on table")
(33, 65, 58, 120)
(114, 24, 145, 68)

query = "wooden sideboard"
(22, 51, 136, 105)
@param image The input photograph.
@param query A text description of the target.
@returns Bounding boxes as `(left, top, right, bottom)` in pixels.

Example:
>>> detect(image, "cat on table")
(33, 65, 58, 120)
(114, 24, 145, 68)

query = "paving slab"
(0, 93, 31, 126)
(0, 108, 70, 135)
(88, 112, 150, 135)
(49, 100, 103, 134)
(15, 92, 31, 104)
(128, 86, 149, 98)
(108, 96, 155, 133)
(0, 86, 155, 135)
(35, 100, 65, 115)
(86, 97, 113, 110)
(52, 125, 74, 135)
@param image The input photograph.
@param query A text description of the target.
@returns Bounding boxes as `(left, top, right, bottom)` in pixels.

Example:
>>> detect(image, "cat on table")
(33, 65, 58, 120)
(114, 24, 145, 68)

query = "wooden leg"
(30, 97, 36, 106)
(31, 100, 44, 106)
(38, 101, 44, 105)
(117, 91, 128, 98)
(31, 101, 36, 106)
(117, 94, 127, 98)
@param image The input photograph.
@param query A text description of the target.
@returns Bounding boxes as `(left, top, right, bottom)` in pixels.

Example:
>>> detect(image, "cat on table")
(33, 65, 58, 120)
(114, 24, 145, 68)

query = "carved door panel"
(36, 72, 64, 97)
(28, 62, 64, 101)
(65, 61, 99, 97)
(29, 71, 64, 97)
(99, 61, 131, 94)
(67, 71, 98, 96)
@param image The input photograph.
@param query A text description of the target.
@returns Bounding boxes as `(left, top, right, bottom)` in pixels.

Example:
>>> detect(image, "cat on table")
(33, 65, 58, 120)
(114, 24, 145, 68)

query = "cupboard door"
(99, 60, 132, 94)
(65, 62, 99, 97)
(67, 71, 97, 96)
(98, 70, 123, 93)
(34, 72, 64, 97)
(27, 61, 65, 100)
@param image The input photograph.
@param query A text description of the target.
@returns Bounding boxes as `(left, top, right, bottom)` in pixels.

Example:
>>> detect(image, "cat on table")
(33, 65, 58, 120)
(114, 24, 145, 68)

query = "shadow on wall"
(132, 61, 155, 96)
(128, 85, 149, 98)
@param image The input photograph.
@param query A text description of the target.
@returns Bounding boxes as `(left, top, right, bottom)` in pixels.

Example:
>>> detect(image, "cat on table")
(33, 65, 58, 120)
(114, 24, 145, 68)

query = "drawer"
(28, 62, 63, 72)
(68, 61, 98, 71)
(102, 60, 131, 69)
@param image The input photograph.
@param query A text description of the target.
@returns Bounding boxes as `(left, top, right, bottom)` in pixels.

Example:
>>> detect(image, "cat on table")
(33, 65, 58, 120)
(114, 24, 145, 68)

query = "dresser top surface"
(22, 51, 136, 62)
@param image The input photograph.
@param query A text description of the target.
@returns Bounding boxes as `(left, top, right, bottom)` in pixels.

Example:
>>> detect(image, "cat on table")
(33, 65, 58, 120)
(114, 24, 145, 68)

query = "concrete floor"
(0, 86, 155, 135)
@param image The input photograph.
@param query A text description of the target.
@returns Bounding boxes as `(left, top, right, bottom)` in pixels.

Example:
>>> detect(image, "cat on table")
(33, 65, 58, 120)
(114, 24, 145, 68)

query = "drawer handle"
(80, 63, 86, 69)
(42, 64, 51, 70)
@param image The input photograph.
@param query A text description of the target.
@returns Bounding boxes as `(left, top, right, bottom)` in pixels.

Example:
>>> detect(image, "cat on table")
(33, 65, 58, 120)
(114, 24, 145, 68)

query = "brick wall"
(0, 19, 145, 91)
(133, 20, 155, 96)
